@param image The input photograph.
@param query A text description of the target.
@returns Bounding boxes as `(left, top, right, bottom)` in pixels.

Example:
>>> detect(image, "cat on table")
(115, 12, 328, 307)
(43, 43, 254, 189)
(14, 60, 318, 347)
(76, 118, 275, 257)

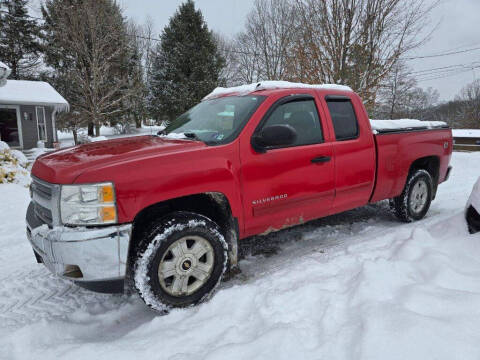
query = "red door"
(240, 94, 336, 237)
(322, 95, 376, 212)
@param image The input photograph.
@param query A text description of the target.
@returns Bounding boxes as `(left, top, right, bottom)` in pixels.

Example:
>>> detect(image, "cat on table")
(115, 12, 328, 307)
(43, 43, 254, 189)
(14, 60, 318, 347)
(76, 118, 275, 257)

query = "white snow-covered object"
(452, 129, 480, 138)
(89, 136, 108, 142)
(0, 140, 30, 186)
(467, 177, 480, 211)
(370, 119, 448, 133)
(0, 61, 11, 87)
(204, 81, 353, 100)
(466, 177, 480, 233)
(159, 132, 187, 140)
(0, 80, 69, 112)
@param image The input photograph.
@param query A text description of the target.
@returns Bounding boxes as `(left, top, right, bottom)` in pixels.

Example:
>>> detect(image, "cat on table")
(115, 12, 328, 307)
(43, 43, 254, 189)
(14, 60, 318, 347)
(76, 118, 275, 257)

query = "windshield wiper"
(158, 131, 211, 144)
(183, 132, 201, 141)
(156, 130, 198, 140)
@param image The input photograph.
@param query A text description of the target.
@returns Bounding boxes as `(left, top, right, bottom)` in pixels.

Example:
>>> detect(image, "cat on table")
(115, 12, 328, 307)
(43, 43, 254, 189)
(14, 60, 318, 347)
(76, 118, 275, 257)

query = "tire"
(133, 211, 228, 312)
(392, 169, 433, 223)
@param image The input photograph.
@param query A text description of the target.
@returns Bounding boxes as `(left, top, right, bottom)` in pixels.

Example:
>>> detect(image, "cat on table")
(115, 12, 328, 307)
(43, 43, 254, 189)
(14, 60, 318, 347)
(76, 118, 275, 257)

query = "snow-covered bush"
(0, 141, 30, 186)
(77, 132, 90, 144)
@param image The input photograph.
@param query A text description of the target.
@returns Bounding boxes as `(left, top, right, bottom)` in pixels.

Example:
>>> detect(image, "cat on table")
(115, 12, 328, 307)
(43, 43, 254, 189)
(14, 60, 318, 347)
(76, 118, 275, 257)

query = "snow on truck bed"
(204, 80, 353, 100)
(370, 119, 448, 133)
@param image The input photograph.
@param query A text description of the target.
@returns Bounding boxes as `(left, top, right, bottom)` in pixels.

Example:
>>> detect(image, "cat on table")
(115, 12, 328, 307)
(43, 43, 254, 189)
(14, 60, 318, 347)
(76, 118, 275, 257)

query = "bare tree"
(230, 0, 297, 83)
(43, 0, 135, 137)
(230, 32, 263, 84)
(374, 61, 440, 120)
(213, 32, 238, 86)
(132, 17, 155, 87)
(456, 80, 480, 128)
(375, 62, 417, 119)
(123, 20, 152, 129)
(288, 0, 439, 110)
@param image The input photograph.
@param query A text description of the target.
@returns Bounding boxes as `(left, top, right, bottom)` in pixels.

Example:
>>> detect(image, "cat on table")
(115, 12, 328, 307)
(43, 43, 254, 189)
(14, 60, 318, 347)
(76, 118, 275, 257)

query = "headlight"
(60, 183, 117, 225)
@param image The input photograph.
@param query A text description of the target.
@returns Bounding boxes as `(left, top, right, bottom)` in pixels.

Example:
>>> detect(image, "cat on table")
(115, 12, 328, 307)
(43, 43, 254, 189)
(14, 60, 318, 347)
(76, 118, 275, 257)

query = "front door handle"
(311, 156, 331, 163)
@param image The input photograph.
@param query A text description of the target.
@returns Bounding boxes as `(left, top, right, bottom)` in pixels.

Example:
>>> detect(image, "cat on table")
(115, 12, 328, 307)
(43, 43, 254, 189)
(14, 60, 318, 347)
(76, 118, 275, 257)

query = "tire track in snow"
(0, 267, 127, 328)
(0, 204, 458, 330)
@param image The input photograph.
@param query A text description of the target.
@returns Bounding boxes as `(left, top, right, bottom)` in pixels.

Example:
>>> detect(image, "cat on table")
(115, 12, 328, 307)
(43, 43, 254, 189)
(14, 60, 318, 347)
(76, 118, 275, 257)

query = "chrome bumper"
(26, 213, 131, 282)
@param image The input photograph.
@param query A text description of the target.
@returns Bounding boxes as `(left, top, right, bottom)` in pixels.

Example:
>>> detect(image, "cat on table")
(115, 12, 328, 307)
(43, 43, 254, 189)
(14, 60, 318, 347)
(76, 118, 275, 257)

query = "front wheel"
(392, 169, 433, 222)
(133, 212, 228, 312)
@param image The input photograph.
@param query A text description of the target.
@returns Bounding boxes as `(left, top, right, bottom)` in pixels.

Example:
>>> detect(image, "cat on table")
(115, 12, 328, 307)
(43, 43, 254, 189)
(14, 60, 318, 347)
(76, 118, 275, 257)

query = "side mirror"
(251, 124, 297, 153)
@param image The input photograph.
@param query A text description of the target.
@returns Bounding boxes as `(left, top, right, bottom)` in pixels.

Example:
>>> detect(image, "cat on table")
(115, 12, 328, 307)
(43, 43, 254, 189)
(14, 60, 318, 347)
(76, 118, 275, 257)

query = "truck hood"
(31, 135, 206, 184)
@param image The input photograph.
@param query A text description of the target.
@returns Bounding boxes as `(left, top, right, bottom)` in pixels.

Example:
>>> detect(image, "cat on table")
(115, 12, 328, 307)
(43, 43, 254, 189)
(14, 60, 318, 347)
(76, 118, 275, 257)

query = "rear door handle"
(311, 156, 331, 163)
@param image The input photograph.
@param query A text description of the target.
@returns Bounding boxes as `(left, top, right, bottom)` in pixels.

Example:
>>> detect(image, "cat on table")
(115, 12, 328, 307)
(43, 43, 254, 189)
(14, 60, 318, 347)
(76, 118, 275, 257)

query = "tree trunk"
(88, 122, 94, 136)
(95, 124, 101, 137)
(73, 129, 78, 145)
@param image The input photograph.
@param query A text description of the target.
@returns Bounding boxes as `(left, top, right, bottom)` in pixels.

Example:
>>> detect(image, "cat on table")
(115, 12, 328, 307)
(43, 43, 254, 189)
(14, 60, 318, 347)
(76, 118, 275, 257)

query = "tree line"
(0, 0, 479, 141)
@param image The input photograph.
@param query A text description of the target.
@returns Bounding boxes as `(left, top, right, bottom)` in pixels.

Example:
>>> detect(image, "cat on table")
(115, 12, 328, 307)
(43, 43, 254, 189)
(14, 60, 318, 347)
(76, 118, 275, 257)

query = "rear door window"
(326, 99, 359, 141)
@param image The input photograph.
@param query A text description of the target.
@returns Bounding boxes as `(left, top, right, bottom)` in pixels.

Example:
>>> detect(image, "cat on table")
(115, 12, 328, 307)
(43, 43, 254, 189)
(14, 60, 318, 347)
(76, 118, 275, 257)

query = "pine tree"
(0, 0, 42, 79)
(148, 0, 225, 121)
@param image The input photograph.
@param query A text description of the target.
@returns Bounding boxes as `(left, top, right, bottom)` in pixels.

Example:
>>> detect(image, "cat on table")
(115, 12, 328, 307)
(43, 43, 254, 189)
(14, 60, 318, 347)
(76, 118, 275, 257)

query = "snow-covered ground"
(453, 129, 480, 138)
(0, 152, 479, 360)
(57, 125, 165, 147)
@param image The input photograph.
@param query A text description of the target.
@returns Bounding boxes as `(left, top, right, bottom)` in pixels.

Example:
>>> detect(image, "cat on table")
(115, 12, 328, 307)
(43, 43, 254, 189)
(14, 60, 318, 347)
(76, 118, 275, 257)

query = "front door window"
(36, 106, 46, 142)
(0, 108, 20, 147)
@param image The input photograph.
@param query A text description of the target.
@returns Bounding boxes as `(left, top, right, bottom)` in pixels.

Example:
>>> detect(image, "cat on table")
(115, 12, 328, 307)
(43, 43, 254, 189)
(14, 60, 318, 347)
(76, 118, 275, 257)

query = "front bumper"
(26, 202, 131, 284)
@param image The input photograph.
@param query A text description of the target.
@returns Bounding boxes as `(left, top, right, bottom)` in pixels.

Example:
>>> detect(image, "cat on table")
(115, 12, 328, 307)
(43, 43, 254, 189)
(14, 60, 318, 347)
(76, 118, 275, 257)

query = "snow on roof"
(0, 80, 69, 112)
(452, 129, 480, 138)
(370, 119, 448, 133)
(0, 61, 11, 87)
(203, 81, 353, 100)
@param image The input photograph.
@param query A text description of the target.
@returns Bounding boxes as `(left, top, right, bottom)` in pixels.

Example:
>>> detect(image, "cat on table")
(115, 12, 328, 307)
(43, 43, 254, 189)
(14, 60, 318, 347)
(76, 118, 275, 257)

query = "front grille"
(34, 202, 53, 225)
(30, 177, 57, 227)
(31, 178, 52, 200)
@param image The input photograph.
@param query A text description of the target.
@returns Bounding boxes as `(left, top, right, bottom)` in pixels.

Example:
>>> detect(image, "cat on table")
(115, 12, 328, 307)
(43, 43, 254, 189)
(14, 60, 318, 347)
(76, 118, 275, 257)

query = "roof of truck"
(203, 81, 353, 100)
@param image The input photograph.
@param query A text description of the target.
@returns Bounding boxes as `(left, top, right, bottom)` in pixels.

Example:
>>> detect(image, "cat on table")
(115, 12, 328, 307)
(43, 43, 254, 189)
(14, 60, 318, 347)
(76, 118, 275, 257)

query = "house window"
(36, 106, 47, 142)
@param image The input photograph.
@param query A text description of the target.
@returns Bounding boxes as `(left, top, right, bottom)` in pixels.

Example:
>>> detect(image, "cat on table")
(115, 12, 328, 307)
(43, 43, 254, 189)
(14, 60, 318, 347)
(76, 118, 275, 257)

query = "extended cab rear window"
(326, 98, 359, 141)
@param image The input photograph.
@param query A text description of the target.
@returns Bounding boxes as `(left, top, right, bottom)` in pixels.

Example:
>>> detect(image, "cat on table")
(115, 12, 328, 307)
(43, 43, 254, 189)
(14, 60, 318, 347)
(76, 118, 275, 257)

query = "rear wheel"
(392, 169, 433, 222)
(133, 212, 228, 312)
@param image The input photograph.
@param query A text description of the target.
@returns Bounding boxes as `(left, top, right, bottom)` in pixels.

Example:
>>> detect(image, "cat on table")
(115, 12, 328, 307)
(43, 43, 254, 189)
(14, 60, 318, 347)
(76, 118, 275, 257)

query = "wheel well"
(128, 193, 239, 276)
(409, 156, 440, 197)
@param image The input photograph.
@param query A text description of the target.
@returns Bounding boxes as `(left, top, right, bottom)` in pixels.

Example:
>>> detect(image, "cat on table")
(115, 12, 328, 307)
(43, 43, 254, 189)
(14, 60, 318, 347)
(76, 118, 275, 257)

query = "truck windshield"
(163, 95, 266, 145)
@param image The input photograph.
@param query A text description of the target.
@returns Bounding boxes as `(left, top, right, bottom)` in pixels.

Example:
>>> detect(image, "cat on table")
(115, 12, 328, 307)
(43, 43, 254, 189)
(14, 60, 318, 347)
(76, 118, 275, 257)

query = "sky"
(32, 0, 480, 102)
(120, 0, 480, 102)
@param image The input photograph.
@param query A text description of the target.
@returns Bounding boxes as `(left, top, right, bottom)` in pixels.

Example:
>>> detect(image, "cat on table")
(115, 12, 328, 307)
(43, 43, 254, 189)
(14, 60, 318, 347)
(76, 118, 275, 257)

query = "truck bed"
(369, 126, 453, 204)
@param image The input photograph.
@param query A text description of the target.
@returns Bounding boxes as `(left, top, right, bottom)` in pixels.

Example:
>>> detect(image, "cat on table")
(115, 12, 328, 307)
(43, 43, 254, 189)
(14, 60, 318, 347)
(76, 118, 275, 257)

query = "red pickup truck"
(27, 82, 452, 311)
